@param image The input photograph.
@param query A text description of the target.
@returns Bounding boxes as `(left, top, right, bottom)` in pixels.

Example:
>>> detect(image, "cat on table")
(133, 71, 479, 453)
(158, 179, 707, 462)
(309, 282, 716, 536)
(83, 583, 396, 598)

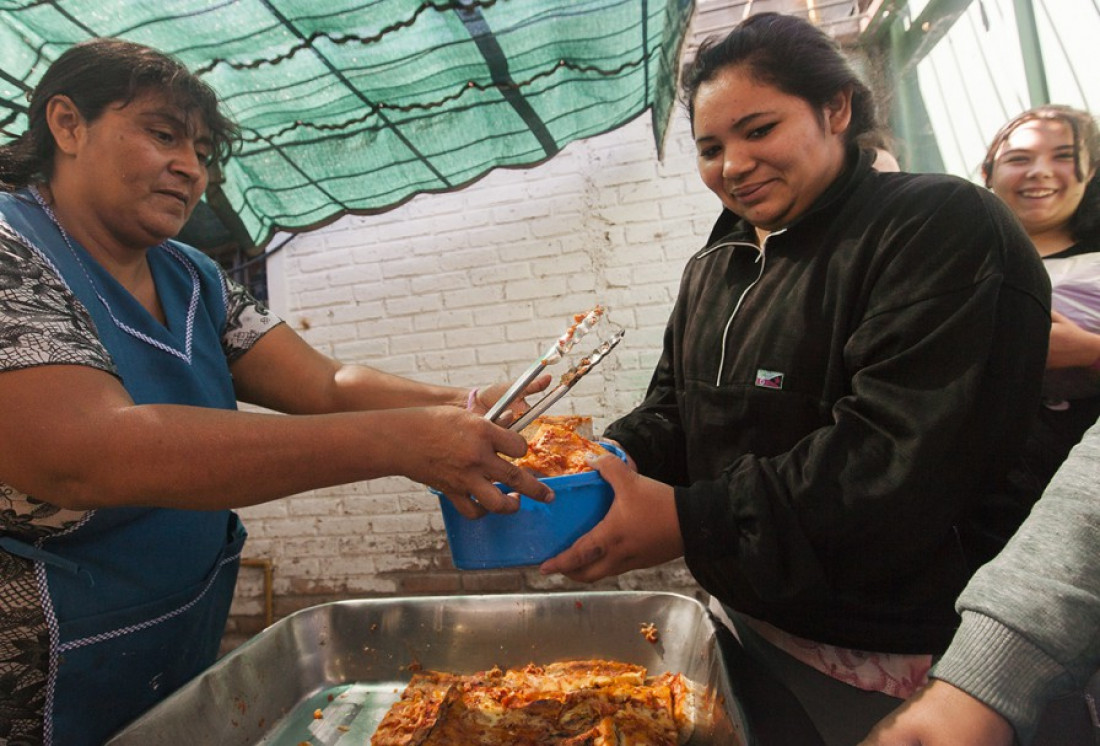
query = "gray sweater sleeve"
(931, 416, 1100, 743)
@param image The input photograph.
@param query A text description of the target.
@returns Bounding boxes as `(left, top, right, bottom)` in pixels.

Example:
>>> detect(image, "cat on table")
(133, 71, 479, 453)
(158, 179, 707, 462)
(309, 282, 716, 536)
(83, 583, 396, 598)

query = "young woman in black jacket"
(540, 13, 1051, 745)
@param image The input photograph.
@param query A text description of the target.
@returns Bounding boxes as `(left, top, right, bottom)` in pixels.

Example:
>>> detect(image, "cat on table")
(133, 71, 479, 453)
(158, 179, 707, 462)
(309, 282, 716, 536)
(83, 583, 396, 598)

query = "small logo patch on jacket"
(755, 369, 784, 389)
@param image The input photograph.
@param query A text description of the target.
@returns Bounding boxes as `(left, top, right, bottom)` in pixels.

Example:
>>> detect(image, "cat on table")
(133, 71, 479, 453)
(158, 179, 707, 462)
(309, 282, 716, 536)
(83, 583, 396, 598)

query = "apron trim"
(58, 547, 244, 653)
(39, 559, 62, 746)
(28, 186, 201, 363)
(39, 546, 243, 746)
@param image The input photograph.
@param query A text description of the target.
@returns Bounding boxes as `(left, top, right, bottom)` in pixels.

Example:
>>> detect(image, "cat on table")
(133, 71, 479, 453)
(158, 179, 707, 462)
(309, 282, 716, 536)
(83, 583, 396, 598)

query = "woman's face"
(57, 90, 212, 250)
(988, 118, 1094, 240)
(692, 65, 851, 234)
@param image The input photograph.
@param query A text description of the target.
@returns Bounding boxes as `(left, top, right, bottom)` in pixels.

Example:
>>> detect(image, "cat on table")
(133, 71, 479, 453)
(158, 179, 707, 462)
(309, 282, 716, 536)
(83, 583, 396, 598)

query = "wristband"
(466, 387, 480, 411)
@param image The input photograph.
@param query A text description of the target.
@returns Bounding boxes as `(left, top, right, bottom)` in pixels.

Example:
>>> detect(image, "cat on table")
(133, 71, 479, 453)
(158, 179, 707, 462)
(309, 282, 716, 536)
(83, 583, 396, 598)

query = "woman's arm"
(1047, 309, 1100, 369)
(602, 275, 692, 485)
(858, 679, 1014, 746)
(0, 362, 548, 513)
(230, 323, 470, 414)
(0, 228, 553, 515)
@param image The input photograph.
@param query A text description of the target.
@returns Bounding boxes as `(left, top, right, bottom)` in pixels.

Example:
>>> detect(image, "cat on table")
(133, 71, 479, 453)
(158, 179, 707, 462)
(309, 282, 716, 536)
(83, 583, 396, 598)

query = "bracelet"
(466, 387, 480, 411)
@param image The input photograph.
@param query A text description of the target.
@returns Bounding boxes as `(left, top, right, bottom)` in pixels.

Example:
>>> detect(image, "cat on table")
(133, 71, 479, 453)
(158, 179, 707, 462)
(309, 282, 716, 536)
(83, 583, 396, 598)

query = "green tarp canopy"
(0, 0, 694, 248)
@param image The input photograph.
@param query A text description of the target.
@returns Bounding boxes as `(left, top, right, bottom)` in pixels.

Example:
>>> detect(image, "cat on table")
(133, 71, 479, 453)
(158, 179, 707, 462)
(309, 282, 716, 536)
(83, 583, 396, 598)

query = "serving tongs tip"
(509, 326, 626, 432)
(484, 305, 621, 426)
(541, 305, 606, 365)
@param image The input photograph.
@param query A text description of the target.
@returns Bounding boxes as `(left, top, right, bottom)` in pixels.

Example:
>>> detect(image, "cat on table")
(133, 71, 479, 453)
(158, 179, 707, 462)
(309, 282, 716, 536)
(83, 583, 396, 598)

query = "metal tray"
(108, 591, 751, 745)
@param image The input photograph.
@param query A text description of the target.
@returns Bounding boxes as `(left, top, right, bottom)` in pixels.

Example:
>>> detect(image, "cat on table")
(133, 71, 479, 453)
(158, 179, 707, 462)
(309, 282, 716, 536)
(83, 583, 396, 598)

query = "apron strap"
(0, 536, 94, 586)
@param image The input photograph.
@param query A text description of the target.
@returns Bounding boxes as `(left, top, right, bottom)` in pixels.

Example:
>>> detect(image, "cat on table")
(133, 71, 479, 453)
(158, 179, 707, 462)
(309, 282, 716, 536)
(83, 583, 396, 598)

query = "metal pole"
(1012, 0, 1051, 106)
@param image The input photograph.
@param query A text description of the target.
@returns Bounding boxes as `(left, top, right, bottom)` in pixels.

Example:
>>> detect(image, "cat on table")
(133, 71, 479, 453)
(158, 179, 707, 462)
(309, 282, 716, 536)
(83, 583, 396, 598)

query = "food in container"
(512, 415, 610, 476)
(436, 416, 622, 570)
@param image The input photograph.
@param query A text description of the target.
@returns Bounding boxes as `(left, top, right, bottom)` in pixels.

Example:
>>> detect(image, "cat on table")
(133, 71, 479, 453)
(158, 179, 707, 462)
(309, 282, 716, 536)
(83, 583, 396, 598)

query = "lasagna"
(370, 659, 694, 745)
(513, 416, 610, 477)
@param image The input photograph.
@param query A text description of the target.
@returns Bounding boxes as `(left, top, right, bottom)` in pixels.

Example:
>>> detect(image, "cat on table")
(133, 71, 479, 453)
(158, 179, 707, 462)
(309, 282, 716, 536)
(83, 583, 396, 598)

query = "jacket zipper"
(713, 230, 784, 384)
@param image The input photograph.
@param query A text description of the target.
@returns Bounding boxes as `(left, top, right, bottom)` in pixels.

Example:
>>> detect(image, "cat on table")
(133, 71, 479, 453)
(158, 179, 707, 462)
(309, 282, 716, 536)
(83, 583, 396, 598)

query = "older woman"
(540, 13, 1051, 745)
(0, 39, 549, 745)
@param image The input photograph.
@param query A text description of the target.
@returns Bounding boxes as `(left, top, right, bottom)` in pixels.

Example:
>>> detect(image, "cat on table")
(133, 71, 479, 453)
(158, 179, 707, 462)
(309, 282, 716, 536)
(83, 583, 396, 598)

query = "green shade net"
(0, 0, 694, 248)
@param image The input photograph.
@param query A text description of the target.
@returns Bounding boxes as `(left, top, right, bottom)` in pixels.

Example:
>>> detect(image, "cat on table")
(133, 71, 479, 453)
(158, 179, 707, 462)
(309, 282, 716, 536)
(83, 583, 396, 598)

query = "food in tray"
(369, 658, 695, 745)
(512, 415, 610, 477)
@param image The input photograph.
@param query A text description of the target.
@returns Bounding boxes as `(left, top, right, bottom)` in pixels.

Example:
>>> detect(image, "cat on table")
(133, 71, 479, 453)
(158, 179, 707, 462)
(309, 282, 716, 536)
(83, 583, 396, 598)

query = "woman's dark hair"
(855, 127, 899, 157)
(981, 104, 1100, 242)
(0, 38, 239, 190)
(680, 12, 877, 145)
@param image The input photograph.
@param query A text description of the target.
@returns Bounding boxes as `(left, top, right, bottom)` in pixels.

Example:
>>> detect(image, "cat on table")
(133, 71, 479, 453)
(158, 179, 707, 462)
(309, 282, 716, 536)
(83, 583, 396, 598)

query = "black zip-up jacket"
(604, 148, 1051, 654)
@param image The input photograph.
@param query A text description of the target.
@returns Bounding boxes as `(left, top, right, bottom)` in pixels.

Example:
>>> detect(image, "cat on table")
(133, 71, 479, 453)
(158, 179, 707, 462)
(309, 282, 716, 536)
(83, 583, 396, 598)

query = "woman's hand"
(387, 406, 553, 518)
(858, 679, 1014, 746)
(539, 453, 683, 581)
(468, 373, 553, 423)
(598, 438, 637, 471)
(1048, 310, 1100, 370)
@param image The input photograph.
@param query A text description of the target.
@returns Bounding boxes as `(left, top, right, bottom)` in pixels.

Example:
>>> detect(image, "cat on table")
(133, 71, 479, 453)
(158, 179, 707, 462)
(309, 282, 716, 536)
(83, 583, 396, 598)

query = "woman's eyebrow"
(695, 111, 772, 143)
(140, 108, 213, 144)
(138, 107, 187, 126)
(731, 111, 772, 129)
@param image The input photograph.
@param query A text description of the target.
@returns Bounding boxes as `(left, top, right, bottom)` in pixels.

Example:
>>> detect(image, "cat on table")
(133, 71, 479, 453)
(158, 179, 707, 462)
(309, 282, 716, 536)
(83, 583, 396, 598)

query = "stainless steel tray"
(108, 591, 751, 745)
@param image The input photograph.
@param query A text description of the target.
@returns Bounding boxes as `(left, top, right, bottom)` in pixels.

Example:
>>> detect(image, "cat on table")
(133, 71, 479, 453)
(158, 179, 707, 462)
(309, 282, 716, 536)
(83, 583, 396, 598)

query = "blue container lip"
(431, 441, 625, 501)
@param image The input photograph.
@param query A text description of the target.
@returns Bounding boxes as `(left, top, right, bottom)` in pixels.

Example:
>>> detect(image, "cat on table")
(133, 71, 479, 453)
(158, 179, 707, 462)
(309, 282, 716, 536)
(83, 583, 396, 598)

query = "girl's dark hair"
(0, 38, 239, 190)
(680, 12, 877, 145)
(981, 104, 1100, 242)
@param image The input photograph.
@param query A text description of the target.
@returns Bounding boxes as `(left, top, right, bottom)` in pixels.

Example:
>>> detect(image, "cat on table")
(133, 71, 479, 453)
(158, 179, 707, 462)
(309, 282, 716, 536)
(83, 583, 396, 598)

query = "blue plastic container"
(436, 444, 624, 570)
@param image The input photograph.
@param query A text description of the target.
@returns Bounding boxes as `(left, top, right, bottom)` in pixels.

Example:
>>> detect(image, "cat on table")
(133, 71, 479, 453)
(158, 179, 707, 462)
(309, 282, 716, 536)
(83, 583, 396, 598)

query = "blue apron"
(0, 192, 247, 745)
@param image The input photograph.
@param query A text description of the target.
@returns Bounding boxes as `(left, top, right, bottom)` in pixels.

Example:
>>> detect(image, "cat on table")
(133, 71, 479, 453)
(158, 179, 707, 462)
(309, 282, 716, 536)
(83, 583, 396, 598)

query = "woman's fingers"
(440, 490, 488, 519)
(540, 528, 610, 580)
(475, 373, 553, 418)
(413, 407, 551, 515)
(490, 450, 552, 502)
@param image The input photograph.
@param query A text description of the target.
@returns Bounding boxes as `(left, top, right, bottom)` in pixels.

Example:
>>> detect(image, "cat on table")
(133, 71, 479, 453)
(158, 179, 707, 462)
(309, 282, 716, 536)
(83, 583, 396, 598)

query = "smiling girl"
(982, 106, 1100, 505)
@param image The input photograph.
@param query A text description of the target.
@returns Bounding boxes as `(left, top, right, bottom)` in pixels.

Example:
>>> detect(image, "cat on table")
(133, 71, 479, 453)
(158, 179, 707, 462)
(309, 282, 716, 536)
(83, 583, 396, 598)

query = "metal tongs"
(484, 305, 623, 428)
(508, 328, 625, 432)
